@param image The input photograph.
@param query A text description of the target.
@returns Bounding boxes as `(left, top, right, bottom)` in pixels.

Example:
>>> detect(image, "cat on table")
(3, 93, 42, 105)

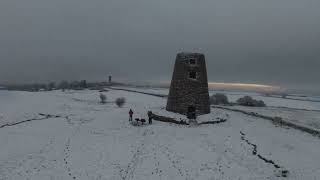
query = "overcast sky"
(0, 0, 319, 92)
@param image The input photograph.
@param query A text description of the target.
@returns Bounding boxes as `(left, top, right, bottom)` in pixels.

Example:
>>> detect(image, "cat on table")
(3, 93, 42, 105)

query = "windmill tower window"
(189, 58, 196, 65)
(189, 71, 197, 79)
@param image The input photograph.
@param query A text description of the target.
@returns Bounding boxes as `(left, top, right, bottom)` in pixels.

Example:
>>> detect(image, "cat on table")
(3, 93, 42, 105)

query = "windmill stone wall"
(166, 52, 210, 115)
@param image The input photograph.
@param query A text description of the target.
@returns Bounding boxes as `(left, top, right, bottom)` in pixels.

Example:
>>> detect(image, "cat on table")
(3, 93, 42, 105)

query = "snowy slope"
(1, 89, 320, 179)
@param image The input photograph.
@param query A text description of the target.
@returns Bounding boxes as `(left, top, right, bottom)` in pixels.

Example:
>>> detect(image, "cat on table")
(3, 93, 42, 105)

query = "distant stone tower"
(166, 52, 210, 115)
(109, 76, 112, 83)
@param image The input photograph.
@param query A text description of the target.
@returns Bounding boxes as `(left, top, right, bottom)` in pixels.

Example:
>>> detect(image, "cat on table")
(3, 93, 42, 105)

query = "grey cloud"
(0, 0, 319, 93)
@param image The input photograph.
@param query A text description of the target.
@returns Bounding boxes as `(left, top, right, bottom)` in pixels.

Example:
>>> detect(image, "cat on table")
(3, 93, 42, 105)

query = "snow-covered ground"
(208, 90, 320, 111)
(1, 89, 320, 179)
(224, 94, 320, 111)
(224, 105, 320, 130)
(109, 87, 320, 128)
(0, 91, 72, 126)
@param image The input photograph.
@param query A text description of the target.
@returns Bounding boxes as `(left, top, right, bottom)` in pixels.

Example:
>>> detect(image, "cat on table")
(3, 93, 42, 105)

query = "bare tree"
(210, 93, 229, 105)
(115, 97, 126, 107)
(100, 93, 107, 104)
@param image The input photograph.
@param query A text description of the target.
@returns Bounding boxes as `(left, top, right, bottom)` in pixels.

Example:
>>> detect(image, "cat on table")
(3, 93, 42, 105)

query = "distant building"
(80, 80, 87, 88)
(166, 52, 210, 116)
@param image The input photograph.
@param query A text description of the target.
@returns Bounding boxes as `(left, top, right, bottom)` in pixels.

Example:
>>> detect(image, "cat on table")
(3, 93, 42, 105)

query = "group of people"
(129, 109, 152, 124)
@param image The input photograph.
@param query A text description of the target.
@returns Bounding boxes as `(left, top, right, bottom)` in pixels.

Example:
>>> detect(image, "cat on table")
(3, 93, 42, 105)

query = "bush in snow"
(256, 100, 266, 107)
(210, 93, 229, 105)
(100, 93, 107, 104)
(115, 97, 126, 107)
(236, 96, 266, 107)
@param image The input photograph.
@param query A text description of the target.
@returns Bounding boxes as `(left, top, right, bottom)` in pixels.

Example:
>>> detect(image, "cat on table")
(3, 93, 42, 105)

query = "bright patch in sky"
(208, 82, 283, 92)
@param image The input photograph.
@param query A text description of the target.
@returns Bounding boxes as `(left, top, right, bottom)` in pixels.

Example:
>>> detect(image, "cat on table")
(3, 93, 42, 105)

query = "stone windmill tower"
(166, 52, 210, 116)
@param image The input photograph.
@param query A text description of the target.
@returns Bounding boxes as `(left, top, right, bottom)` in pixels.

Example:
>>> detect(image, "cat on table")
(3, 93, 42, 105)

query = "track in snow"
(120, 129, 153, 180)
(0, 113, 69, 129)
(240, 131, 289, 178)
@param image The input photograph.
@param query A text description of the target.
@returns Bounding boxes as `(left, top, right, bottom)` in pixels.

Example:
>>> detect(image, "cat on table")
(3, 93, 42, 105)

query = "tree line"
(4, 80, 121, 92)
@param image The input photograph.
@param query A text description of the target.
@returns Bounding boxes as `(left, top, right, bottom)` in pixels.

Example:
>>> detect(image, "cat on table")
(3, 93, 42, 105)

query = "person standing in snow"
(148, 111, 153, 124)
(129, 109, 133, 121)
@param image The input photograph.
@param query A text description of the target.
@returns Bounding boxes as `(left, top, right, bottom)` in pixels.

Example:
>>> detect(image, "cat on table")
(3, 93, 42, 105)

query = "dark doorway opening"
(187, 106, 196, 119)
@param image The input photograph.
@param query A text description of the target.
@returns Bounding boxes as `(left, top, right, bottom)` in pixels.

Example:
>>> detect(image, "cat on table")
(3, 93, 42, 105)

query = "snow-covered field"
(223, 93, 320, 111)
(224, 105, 320, 130)
(110, 87, 320, 130)
(1, 88, 320, 180)
(111, 86, 320, 111)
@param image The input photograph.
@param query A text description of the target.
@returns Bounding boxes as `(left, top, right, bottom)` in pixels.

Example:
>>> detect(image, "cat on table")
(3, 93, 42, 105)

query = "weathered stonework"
(166, 52, 210, 115)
